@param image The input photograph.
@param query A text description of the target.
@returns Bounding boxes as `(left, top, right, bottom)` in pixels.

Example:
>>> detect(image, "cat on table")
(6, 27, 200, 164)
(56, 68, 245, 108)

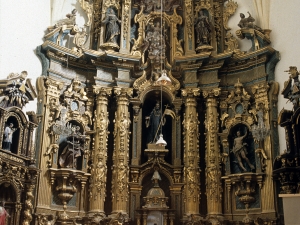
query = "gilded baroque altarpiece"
(0, 0, 284, 225)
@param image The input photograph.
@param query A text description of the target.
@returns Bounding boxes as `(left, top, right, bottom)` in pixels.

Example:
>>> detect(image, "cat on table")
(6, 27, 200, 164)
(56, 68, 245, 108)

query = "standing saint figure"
(145, 102, 165, 143)
(232, 129, 255, 172)
(2, 123, 17, 151)
(194, 10, 212, 47)
(102, 8, 121, 44)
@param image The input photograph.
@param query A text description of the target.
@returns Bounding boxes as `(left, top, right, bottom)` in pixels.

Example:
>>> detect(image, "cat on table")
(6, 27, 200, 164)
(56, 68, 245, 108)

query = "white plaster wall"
(0, 0, 300, 153)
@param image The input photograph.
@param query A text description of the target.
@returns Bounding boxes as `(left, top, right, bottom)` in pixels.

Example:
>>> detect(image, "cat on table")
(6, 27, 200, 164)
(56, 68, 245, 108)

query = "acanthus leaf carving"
(223, 0, 238, 31)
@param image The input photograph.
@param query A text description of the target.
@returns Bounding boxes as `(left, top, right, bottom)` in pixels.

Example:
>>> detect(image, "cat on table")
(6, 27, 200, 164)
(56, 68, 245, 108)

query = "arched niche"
(2, 117, 20, 154)
(2, 107, 28, 155)
(228, 123, 256, 174)
(141, 89, 173, 164)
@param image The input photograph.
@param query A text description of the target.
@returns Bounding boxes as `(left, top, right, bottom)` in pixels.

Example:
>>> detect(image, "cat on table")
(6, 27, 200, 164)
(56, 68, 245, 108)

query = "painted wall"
(0, 0, 298, 153)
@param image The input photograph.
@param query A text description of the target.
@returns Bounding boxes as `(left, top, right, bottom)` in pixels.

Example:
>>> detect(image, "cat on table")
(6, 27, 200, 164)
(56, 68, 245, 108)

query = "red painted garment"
(0, 207, 8, 225)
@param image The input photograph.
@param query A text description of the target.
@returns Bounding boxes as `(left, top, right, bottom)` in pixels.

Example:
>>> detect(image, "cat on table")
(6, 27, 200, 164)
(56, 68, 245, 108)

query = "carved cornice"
(43, 41, 83, 58)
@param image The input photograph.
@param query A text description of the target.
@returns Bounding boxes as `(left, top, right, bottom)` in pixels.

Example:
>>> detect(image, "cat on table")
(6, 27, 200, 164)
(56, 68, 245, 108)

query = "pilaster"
(36, 78, 63, 210)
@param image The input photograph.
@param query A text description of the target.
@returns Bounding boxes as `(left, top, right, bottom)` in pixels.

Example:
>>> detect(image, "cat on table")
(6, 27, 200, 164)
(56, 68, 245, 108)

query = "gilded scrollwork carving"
(184, 161, 200, 197)
(44, 144, 59, 168)
(79, 0, 93, 26)
(116, 159, 129, 193)
(251, 82, 269, 111)
(206, 165, 221, 201)
(223, 0, 238, 31)
(185, 0, 193, 40)
(122, 0, 131, 40)
(103, 0, 121, 13)
(22, 184, 35, 225)
(96, 110, 109, 135)
(224, 32, 240, 53)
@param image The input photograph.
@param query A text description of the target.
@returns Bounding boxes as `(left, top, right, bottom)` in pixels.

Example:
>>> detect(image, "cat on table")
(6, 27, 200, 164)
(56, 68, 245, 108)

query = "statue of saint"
(2, 123, 17, 151)
(102, 8, 121, 44)
(145, 102, 165, 143)
(194, 10, 212, 47)
(48, 9, 77, 29)
(232, 130, 255, 172)
(59, 134, 84, 169)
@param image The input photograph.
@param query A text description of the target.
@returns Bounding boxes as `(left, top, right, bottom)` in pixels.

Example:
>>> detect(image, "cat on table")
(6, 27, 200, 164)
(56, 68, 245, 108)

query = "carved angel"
(51, 9, 77, 28)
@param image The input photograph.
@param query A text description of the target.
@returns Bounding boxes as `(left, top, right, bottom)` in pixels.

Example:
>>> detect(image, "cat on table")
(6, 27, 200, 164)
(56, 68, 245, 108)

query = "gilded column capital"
(114, 87, 133, 98)
(202, 88, 221, 99)
(93, 86, 112, 96)
(181, 88, 200, 98)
